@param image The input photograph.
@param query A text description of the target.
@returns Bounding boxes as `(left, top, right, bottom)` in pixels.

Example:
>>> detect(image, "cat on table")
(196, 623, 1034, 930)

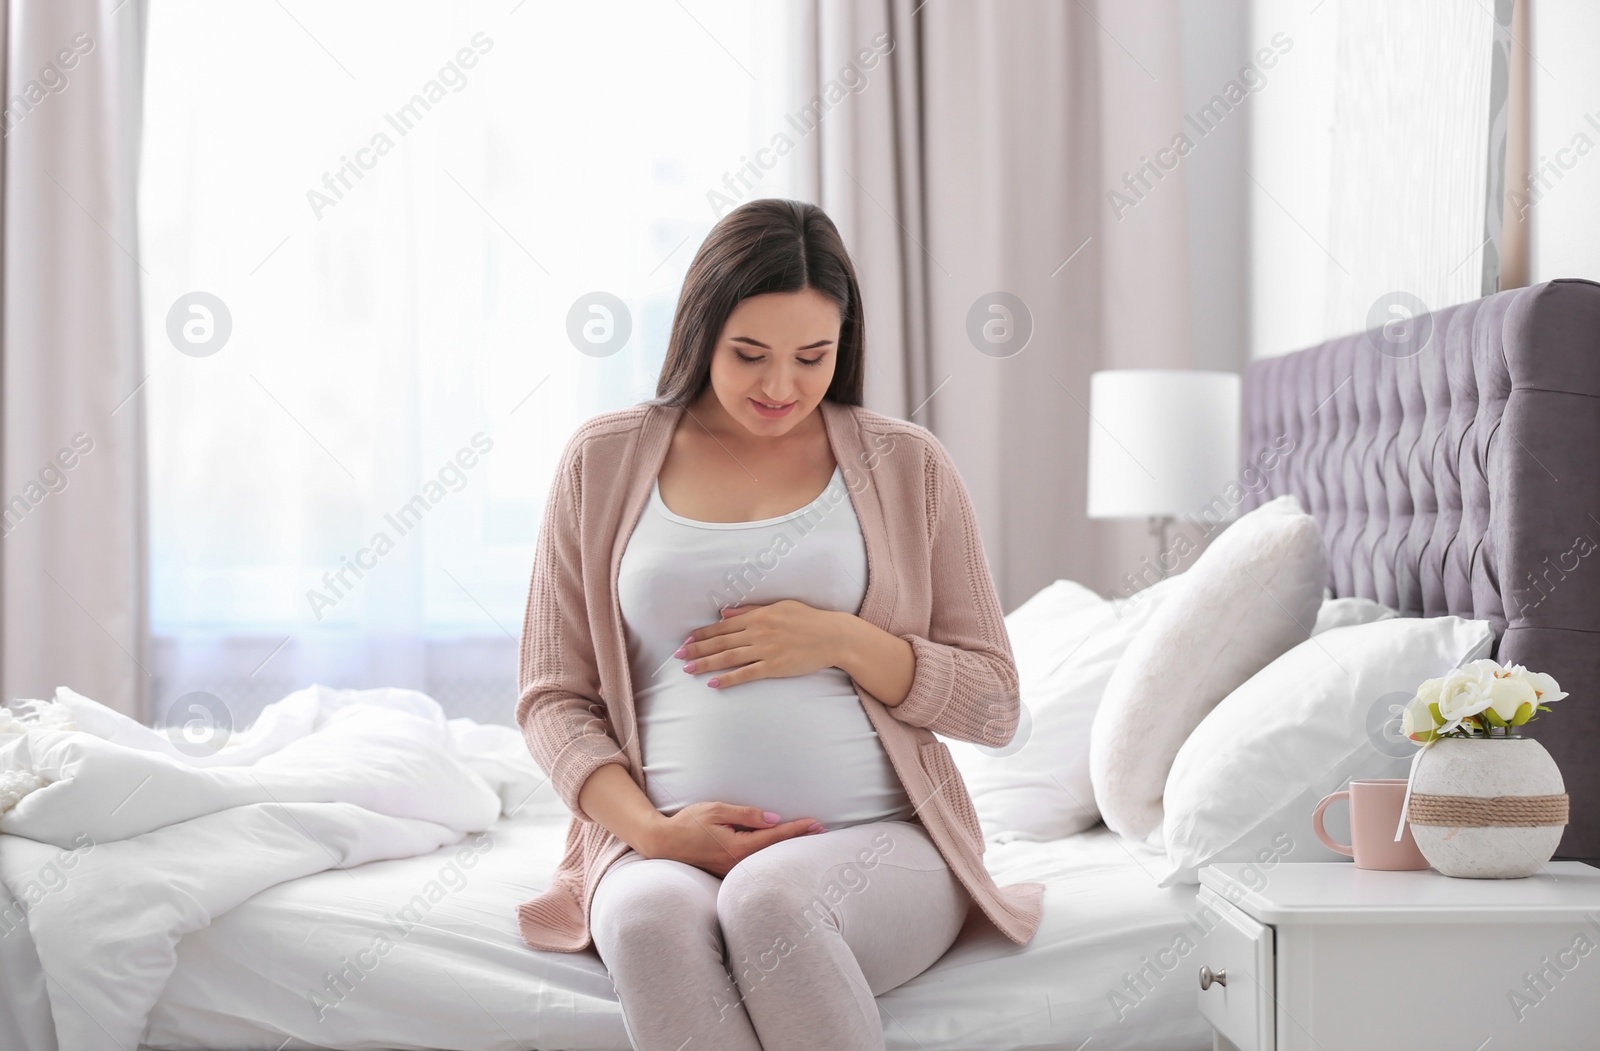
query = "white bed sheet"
(138, 810, 1213, 1051)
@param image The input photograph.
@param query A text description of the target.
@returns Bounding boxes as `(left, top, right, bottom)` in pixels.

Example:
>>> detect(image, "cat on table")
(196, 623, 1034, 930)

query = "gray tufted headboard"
(1240, 278, 1600, 864)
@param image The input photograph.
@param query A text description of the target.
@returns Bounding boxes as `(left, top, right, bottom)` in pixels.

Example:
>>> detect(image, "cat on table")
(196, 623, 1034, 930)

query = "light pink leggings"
(589, 819, 970, 1051)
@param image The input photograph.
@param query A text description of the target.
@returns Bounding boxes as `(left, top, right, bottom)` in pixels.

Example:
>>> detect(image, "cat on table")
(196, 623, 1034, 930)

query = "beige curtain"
(1, 0, 150, 718)
(790, 0, 1200, 608)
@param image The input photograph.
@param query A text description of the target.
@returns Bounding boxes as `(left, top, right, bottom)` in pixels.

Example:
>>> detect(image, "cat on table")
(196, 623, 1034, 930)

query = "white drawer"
(1194, 885, 1276, 1051)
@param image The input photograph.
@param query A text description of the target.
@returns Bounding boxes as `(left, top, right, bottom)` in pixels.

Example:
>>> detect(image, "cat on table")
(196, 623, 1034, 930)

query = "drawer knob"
(1198, 966, 1227, 990)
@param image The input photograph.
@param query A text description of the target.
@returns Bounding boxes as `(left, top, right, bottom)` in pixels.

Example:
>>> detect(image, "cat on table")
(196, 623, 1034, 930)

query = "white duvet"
(0, 684, 546, 1051)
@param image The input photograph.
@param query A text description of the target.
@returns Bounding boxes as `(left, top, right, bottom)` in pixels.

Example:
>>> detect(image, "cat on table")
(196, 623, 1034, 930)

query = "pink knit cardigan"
(514, 397, 1045, 953)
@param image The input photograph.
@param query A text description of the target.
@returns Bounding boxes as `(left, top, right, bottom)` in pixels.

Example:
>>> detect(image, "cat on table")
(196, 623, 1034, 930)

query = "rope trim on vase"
(1406, 792, 1570, 828)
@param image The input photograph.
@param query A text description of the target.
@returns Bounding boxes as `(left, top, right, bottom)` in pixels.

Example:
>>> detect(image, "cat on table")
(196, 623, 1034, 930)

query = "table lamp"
(1086, 369, 1241, 577)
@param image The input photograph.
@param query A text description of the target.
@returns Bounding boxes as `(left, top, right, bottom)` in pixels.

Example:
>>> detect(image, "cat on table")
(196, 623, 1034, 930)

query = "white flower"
(1484, 669, 1537, 722)
(1400, 694, 1439, 741)
(1525, 670, 1567, 705)
(1434, 663, 1496, 732)
(1406, 660, 1566, 740)
(1415, 676, 1444, 710)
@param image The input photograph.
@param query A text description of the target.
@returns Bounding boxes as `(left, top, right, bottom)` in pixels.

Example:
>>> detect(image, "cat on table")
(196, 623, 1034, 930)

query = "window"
(139, 0, 805, 725)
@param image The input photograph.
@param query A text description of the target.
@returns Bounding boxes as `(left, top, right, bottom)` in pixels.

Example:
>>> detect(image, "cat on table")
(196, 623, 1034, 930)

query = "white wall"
(1528, 0, 1600, 283)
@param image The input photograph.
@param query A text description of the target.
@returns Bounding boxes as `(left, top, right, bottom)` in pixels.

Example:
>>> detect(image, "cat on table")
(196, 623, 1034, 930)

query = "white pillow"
(1089, 495, 1327, 839)
(1157, 615, 1495, 885)
(951, 573, 1186, 842)
(1313, 595, 1399, 634)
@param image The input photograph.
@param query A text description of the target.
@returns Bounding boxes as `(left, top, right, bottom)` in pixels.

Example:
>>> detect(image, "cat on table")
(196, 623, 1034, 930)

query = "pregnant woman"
(515, 198, 1042, 1051)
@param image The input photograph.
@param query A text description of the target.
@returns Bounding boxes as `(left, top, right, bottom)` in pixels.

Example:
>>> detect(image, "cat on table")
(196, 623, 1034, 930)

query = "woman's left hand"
(676, 599, 845, 689)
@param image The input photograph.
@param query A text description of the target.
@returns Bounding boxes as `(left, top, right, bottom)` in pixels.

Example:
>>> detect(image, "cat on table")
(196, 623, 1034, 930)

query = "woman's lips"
(749, 397, 796, 418)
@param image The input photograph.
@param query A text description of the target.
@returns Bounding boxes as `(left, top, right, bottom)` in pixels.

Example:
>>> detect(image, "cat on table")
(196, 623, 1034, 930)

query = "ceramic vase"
(1405, 735, 1567, 878)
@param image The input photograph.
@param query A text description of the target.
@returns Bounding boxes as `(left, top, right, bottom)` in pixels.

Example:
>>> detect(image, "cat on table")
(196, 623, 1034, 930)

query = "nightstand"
(1193, 860, 1600, 1051)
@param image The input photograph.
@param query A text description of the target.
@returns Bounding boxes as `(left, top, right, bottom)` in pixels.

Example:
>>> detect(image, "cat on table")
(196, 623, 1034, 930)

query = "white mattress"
(132, 808, 1212, 1051)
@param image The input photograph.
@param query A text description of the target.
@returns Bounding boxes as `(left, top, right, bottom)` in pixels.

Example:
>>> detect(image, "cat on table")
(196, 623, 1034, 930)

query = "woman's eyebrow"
(730, 336, 836, 350)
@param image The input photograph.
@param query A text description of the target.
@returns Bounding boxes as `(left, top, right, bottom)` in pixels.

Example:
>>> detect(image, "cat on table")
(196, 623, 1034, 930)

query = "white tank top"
(616, 464, 916, 829)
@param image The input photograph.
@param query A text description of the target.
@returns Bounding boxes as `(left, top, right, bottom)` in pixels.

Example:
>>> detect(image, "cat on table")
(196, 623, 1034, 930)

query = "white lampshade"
(1086, 369, 1241, 520)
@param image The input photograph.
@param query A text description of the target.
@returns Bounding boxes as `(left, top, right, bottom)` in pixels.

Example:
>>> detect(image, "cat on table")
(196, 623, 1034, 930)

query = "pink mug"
(1312, 778, 1430, 870)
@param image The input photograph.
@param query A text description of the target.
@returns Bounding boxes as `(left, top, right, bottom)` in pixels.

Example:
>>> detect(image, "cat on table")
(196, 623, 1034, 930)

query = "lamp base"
(1148, 515, 1174, 578)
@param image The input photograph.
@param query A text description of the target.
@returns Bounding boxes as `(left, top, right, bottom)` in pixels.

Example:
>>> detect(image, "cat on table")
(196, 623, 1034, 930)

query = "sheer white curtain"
(1248, 0, 1503, 359)
(138, 0, 804, 726)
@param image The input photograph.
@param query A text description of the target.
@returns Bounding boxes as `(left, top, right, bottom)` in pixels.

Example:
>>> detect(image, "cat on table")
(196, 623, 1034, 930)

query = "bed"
(0, 689, 1209, 1051)
(3, 278, 1597, 1051)
(140, 814, 1206, 1051)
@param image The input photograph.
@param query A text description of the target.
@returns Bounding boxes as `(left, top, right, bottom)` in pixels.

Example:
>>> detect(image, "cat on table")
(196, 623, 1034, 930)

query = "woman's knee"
(592, 870, 719, 958)
(717, 854, 836, 949)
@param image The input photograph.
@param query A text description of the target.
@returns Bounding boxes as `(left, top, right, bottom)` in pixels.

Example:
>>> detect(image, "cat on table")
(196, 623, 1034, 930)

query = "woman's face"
(702, 287, 841, 439)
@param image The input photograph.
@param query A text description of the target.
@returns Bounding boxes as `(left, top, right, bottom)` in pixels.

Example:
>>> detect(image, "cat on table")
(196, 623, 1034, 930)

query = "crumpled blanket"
(0, 683, 552, 1051)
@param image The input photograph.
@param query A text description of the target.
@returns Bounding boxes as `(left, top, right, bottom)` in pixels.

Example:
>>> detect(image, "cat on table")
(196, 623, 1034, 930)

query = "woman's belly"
(637, 666, 916, 829)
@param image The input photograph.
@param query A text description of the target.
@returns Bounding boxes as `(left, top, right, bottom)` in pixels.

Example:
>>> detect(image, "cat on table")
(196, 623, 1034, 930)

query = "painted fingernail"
(683, 634, 695, 643)
(807, 822, 826, 833)
(673, 646, 687, 658)
(682, 662, 696, 673)
(763, 811, 781, 823)
(707, 677, 720, 688)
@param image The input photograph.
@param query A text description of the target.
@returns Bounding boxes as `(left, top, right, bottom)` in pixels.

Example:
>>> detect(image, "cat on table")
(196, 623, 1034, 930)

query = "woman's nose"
(760, 373, 800, 403)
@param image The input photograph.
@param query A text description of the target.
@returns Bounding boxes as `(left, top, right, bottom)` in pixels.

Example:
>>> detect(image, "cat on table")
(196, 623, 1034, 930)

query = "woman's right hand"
(643, 802, 824, 878)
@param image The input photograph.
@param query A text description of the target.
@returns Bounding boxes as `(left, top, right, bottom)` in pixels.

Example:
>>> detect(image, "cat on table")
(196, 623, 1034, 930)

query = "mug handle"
(1312, 790, 1355, 857)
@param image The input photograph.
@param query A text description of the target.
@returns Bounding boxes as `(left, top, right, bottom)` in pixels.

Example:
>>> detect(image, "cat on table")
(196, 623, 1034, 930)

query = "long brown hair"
(649, 198, 865, 408)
